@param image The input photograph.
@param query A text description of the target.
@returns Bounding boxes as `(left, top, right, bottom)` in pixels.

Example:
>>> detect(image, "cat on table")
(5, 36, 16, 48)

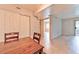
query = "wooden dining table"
(0, 37, 44, 54)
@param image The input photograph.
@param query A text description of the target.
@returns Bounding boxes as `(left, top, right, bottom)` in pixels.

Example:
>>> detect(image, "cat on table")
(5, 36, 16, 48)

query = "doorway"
(43, 18, 50, 45)
(75, 21, 79, 36)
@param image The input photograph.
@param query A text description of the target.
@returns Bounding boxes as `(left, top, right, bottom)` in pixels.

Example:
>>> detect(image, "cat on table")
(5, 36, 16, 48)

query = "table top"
(0, 37, 44, 54)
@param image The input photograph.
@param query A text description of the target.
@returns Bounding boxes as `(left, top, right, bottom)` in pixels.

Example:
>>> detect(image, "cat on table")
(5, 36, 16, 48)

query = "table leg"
(39, 48, 43, 54)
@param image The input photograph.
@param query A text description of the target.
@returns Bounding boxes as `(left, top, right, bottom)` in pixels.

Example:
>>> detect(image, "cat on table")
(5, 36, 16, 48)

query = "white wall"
(37, 5, 79, 38)
(38, 5, 62, 39)
(62, 17, 79, 36)
(51, 17, 62, 39)
(62, 19, 74, 36)
(0, 9, 30, 42)
(31, 16, 40, 38)
(40, 16, 62, 39)
(0, 9, 40, 42)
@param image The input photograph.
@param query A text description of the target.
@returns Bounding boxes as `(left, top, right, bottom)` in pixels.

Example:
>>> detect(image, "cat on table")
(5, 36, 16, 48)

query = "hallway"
(41, 36, 79, 54)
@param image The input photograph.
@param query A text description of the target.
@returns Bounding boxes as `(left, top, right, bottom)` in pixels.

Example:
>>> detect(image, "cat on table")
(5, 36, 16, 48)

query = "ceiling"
(0, 4, 51, 13)
(39, 4, 79, 19)
(1, 4, 79, 19)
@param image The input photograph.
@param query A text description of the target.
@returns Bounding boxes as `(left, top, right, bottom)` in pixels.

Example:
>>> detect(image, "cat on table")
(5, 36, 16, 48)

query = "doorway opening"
(43, 18, 50, 46)
(75, 21, 79, 36)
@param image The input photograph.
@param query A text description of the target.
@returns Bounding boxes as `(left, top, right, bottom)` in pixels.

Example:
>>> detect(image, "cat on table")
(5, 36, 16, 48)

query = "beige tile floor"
(40, 36, 79, 54)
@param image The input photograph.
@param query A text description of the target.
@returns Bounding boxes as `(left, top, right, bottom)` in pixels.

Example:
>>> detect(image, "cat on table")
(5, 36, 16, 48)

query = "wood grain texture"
(4, 32, 19, 43)
(0, 37, 44, 54)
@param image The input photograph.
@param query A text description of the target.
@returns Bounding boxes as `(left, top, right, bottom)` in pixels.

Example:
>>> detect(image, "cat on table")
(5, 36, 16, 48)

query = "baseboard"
(51, 35, 62, 39)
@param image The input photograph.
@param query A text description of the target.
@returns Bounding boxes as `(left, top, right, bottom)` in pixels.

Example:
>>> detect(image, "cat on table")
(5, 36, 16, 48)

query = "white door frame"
(41, 16, 51, 40)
